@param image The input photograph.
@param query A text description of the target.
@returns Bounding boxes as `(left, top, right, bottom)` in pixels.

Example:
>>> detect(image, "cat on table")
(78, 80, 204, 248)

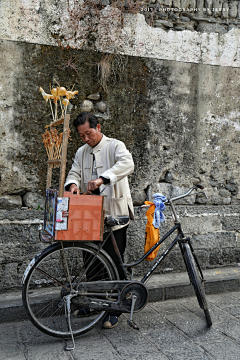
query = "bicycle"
(22, 184, 212, 350)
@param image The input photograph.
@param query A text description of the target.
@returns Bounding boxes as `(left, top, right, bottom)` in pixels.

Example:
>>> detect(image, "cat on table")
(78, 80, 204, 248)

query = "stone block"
(23, 192, 45, 209)
(165, 282, 195, 300)
(131, 189, 146, 206)
(221, 216, 240, 231)
(181, 0, 190, 9)
(80, 100, 93, 112)
(96, 101, 107, 113)
(225, 183, 237, 193)
(174, 25, 186, 31)
(229, 1, 238, 18)
(154, 20, 174, 28)
(181, 215, 222, 235)
(222, 2, 229, 18)
(0, 195, 22, 210)
(148, 284, 164, 302)
(191, 232, 237, 249)
(197, 0, 204, 14)
(213, 0, 222, 16)
(180, 16, 191, 21)
(87, 93, 100, 101)
(197, 22, 227, 33)
(205, 0, 213, 15)
(0, 266, 3, 291)
(219, 189, 231, 197)
(173, 0, 181, 7)
(0, 224, 29, 245)
(0, 304, 28, 323)
(205, 278, 240, 294)
(186, 25, 194, 31)
(221, 248, 240, 264)
(189, 0, 196, 8)
(152, 183, 195, 204)
(160, 0, 173, 6)
(29, 225, 42, 243)
(160, 250, 186, 271)
(209, 249, 223, 266)
(193, 249, 209, 267)
(4, 263, 19, 288)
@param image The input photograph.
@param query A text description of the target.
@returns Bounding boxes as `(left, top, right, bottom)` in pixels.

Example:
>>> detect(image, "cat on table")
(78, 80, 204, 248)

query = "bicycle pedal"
(127, 319, 139, 330)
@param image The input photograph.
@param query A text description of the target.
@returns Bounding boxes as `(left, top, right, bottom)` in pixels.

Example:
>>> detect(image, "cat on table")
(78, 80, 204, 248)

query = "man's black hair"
(73, 112, 99, 131)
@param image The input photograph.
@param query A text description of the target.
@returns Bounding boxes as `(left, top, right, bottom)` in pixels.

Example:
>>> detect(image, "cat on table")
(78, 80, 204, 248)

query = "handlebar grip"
(196, 184, 204, 189)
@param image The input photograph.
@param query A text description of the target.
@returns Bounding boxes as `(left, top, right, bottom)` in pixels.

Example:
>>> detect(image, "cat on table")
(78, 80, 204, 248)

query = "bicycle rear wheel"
(182, 242, 212, 327)
(22, 242, 118, 338)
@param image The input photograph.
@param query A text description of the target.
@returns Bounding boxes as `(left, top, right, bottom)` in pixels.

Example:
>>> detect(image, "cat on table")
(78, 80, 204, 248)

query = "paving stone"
(165, 310, 222, 342)
(101, 318, 167, 360)
(24, 343, 71, 360)
(213, 318, 240, 342)
(206, 292, 240, 307)
(0, 323, 18, 344)
(0, 346, 25, 360)
(150, 300, 187, 316)
(72, 329, 123, 360)
(143, 320, 212, 360)
(199, 338, 240, 360)
(2, 291, 240, 359)
(18, 320, 61, 345)
(179, 297, 236, 323)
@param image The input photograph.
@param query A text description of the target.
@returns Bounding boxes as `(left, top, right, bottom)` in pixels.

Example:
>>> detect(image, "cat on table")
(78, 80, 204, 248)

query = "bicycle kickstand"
(64, 295, 75, 351)
(127, 294, 139, 330)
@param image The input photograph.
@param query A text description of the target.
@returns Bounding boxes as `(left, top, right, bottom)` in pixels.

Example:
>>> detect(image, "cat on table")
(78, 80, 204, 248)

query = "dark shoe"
(102, 315, 118, 329)
(73, 307, 94, 317)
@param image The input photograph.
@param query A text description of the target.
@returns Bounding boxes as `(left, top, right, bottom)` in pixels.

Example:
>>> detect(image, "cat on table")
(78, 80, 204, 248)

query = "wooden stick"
(58, 114, 70, 197)
(55, 101, 57, 121)
(49, 100, 54, 121)
(46, 163, 53, 188)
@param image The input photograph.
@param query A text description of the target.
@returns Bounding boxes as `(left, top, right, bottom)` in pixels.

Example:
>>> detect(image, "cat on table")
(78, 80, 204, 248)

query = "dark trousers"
(85, 226, 128, 280)
(85, 225, 128, 317)
(102, 226, 128, 280)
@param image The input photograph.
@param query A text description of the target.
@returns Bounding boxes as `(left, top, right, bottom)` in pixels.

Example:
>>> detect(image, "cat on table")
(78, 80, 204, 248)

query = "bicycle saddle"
(105, 215, 129, 227)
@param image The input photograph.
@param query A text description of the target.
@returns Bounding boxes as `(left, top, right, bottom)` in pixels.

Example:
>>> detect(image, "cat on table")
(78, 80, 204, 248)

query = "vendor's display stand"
(43, 112, 104, 242)
(39, 85, 104, 350)
(40, 85, 104, 243)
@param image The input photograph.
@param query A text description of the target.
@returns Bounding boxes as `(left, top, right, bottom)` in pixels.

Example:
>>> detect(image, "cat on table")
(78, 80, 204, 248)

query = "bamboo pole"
(46, 125, 53, 188)
(46, 163, 53, 188)
(58, 114, 70, 197)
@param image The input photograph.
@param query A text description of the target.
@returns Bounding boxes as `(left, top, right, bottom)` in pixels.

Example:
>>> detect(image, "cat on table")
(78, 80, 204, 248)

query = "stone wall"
(1, 205, 240, 291)
(0, 0, 240, 291)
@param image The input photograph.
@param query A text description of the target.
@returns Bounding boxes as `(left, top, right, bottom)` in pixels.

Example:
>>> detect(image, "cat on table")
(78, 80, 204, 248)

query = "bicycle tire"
(22, 241, 119, 338)
(183, 243, 212, 327)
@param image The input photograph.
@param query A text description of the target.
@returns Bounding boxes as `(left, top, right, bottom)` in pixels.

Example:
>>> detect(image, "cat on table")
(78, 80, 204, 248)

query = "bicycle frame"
(106, 185, 207, 284)
(22, 184, 211, 349)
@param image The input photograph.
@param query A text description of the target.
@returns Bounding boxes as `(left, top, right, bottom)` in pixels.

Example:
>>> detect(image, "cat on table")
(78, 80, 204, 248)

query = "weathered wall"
(0, 0, 240, 291)
(1, 205, 240, 291)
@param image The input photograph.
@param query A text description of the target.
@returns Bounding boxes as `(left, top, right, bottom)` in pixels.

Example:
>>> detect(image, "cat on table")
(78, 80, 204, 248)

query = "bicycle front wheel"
(183, 243, 212, 327)
(22, 242, 118, 338)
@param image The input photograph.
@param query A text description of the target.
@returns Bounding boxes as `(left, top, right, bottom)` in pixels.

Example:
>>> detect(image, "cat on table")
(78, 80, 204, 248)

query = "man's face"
(77, 121, 102, 147)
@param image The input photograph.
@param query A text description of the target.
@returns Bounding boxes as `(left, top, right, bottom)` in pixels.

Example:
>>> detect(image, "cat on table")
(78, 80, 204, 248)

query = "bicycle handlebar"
(168, 184, 204, 203)
(137, 184, 205, 214)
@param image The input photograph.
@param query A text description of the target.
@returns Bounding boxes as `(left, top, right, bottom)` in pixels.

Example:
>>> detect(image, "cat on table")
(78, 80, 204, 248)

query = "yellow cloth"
(144, 201, 160, 261)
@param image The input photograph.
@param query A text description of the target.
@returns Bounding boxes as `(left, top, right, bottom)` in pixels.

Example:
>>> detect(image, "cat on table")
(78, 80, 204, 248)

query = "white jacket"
(65, 134, 134, 229)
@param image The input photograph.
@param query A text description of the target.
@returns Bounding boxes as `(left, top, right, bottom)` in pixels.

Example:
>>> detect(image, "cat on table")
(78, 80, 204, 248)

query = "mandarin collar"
(90, 134, 107, 154)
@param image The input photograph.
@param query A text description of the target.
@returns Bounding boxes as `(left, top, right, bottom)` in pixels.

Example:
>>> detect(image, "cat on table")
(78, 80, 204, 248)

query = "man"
(64, 112, 134, 329)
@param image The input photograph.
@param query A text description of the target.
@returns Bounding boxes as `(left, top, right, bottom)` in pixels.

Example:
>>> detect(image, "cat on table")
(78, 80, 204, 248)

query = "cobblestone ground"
(1, 291, 240, 360)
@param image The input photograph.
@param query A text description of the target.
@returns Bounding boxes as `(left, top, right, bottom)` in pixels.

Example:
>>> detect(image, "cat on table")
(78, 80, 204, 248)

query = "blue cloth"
(152, 193, 167, 228)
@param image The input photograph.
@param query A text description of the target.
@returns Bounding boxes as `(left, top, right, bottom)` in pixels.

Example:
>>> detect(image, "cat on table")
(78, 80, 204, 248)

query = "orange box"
(55, 192, 104, 241)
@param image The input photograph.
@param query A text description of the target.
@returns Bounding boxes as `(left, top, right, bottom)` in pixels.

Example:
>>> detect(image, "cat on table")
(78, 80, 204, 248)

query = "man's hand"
(87, 178, 104, 193)
(69, 184, 80, 195)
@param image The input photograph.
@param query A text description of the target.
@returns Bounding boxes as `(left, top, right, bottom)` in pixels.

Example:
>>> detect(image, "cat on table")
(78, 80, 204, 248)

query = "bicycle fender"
(22, 243, 60, 284)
